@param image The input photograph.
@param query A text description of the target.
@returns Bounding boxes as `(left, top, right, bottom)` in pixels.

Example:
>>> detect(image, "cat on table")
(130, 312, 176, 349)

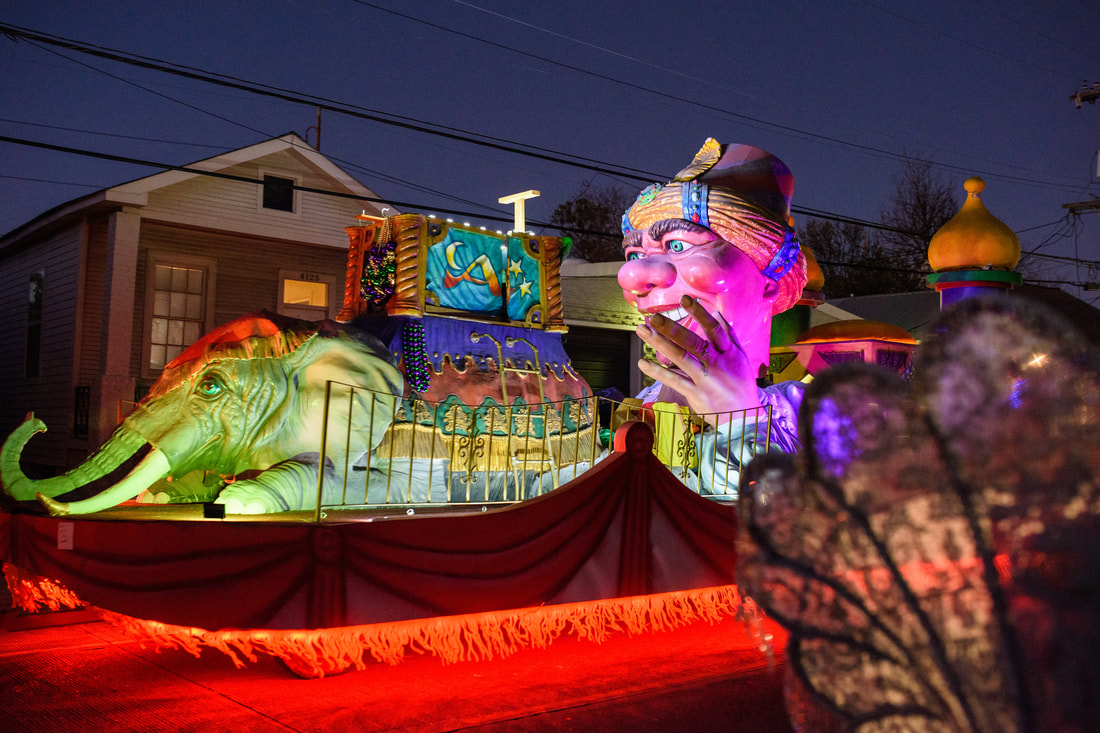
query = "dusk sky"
(2, 1, 1097, 297)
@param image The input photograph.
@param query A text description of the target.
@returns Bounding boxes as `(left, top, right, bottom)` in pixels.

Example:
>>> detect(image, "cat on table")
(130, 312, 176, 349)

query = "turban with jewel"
(622, 138, 808, 314)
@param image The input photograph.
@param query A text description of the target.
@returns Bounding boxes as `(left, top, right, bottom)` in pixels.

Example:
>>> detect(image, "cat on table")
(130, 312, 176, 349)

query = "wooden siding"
(131, 223, 349, 379)
(1, 140, 381, 470)
(560, 274, 644, 329)
(0, 223, 84, 468)
(78, 216, 108, 383)
(562, 326, 632, 396)
(139, 150, 368, 248)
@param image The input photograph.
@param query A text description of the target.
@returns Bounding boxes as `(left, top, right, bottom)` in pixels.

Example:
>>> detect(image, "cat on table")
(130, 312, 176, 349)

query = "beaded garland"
(401, 319, 432, 393)
(360, 239, 397, 308)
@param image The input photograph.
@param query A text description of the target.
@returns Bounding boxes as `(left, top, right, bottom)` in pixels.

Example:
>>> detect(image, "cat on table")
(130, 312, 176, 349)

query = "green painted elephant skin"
(1, 312, 403, 515)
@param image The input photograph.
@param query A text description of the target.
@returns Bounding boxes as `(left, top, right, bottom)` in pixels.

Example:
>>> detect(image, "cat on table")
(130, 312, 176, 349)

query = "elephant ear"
(149, 310, 316, 401)
(737, 297, 1100, 733)
(289, 320, 404, 462)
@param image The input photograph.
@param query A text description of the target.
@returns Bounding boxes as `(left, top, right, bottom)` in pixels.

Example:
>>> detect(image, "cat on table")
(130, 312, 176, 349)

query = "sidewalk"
(0, 608, 792, 732)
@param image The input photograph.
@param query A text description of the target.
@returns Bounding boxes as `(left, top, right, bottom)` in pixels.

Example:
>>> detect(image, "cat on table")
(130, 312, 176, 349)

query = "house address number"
(297, 272, 322, 282)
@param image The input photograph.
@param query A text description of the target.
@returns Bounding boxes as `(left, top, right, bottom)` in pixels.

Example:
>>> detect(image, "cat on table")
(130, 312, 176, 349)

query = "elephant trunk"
(39, 449, 172, 516)
(1, 414, 148, 502)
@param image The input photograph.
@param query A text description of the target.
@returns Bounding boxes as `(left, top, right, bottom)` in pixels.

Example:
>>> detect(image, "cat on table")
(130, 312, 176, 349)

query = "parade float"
(0, 189, 764, 677)
(1, 136, 1095, 732)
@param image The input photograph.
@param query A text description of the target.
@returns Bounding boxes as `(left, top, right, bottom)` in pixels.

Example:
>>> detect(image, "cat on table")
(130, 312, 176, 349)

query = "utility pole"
(1066, 84, 1099, 290)
(306, 107, 322, 151)
(1065, 81, 1100, 207)
(1070, 81, 1100, 109)
(1064, 200, 1100, 214)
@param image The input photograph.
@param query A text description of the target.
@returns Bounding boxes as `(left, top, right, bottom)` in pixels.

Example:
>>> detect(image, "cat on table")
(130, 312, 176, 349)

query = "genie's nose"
(617, 258, 676, 296)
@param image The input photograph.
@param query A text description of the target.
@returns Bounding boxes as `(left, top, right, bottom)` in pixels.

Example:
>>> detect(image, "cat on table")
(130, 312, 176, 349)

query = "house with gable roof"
(0, 133, 389, 473)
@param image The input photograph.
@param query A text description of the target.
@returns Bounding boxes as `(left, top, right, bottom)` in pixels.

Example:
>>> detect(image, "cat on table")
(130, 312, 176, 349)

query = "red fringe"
(3, 562, 761, 678)
(4, 562, 84, 613)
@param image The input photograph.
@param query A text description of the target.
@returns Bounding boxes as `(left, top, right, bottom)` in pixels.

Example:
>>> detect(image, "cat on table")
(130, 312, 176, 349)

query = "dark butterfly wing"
(739, 297, 1100, 733)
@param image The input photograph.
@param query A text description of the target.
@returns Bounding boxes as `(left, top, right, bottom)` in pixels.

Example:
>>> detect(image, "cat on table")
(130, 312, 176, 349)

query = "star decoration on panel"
(505, 236, 542, 323)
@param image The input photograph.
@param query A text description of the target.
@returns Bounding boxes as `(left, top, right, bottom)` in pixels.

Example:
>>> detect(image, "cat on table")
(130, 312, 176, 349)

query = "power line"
(3, 19, 1087, 202)
(0, 134, 509, 227)
(0, 173, 101, 188)
(350, 1, 1086, 193)
(0, 22, 663, 182)
(0, 132, 915, 239)
(450, 0, 761, 102)
(2, 47, 506, 218)
(4, 133, 1094, 289)
(0, 113, 921, 237)
(25, 38, 277, 144)
(4, 129, 1094, 266)
(1, 20, 1093, 271)
(5, 18, 1092, 246)
(0, 116, 229, 151)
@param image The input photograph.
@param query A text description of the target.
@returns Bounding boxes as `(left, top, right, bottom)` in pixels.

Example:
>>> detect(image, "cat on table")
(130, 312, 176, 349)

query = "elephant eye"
(196, 375, 224, 398)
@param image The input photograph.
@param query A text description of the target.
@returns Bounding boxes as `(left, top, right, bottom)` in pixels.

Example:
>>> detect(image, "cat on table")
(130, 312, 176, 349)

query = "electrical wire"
(6, 44, 519, 218)
(1, 21, 1094, 278)
(4, 19, 1094, 237)
(0, 116, 228, 151)
(3, 132, 1096, 290)
(0, 22, 664, 182)
(351, 1, 1086, 193)
(3, 19, 1088, 197)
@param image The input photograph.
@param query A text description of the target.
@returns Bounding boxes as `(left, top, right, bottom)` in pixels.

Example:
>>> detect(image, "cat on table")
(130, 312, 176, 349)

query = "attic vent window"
(262, 175, 295, 212)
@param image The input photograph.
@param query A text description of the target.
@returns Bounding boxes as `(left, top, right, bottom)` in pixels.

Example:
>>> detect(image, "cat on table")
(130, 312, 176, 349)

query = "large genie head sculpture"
(617, 138, 808, 419)
(1, 312, 404, 515)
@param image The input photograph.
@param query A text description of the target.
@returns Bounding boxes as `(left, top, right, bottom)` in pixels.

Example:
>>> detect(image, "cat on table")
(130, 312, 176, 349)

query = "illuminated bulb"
(1026, 353, 1047, 368)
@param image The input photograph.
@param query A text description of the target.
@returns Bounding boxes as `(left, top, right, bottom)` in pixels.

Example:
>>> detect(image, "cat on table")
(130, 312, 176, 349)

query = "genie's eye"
(197, 376, 224, 398)
(626, 251, 644, 261)
(667, 239, 695, 253)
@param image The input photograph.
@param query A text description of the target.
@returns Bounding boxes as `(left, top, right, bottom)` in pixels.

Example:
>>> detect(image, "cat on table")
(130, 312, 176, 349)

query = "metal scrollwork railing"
(314, 381, 774, 520)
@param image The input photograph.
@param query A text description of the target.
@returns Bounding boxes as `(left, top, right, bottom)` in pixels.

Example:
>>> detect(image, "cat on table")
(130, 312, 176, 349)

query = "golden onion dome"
(796, 320, 916, 345)
(928, 177, 1020, 272)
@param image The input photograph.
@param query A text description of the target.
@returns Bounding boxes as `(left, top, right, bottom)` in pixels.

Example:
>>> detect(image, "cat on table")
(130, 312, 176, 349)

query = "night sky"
(1, 1, 1097, 296)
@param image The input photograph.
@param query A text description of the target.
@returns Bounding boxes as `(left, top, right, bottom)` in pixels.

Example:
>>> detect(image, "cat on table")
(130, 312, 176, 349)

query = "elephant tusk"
(39, 449, 172, 516)
(3, 416, 149, 501)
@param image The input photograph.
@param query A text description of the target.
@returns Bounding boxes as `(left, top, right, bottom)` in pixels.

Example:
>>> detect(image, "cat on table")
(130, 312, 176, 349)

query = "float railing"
(314, 382, 774, 520)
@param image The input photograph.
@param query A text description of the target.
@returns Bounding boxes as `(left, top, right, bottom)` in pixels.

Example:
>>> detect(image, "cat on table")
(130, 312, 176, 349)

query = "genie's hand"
(636, 295, 761, 425)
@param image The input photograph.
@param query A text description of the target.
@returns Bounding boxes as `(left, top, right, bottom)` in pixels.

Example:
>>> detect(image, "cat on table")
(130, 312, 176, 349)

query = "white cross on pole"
(498, 190, 540, 233)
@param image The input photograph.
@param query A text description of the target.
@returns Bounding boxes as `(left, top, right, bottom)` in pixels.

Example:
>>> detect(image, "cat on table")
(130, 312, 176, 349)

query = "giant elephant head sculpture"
(1, 312, 404, 515)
